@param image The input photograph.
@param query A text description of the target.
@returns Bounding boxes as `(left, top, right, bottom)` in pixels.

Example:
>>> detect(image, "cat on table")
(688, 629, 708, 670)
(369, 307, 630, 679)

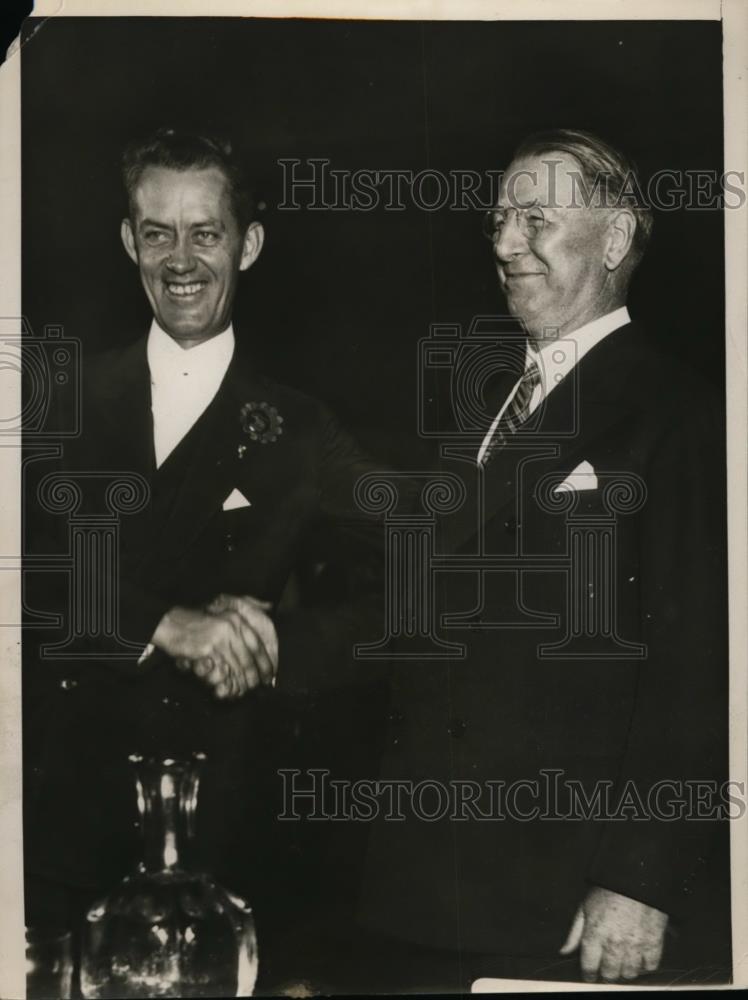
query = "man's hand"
(559, 886, 668, 982)
(207, 593, 278, 676)
(152, 599, 277, 699)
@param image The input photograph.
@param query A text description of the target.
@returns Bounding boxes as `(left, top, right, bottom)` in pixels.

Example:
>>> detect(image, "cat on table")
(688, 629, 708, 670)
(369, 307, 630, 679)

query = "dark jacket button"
(448, 719, 467, 739)
(59, 678, 78, 691)
(387, 709, 403, 725)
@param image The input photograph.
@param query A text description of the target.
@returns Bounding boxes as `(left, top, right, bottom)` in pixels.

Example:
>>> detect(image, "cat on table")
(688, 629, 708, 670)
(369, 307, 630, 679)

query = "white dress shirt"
(477, 306, 631, 465)
(138, 321, 235, 664)
(147, 320, 235, 467)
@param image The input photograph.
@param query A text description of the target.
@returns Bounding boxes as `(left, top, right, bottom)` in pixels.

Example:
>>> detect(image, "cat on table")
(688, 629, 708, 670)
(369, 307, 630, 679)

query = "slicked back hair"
(122, 127, 256, 233)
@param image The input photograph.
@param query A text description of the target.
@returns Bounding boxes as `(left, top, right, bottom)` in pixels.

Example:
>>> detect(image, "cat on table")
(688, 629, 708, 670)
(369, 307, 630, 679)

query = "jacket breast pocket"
(217, 503, 255, 546)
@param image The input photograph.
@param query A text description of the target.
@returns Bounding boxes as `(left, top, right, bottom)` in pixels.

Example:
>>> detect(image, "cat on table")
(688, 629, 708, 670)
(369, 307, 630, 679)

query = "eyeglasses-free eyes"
(482, 206, 546, 242)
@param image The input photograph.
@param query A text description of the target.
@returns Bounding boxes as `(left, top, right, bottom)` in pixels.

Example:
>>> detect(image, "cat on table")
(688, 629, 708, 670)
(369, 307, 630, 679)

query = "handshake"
(151, 593, 278, 700)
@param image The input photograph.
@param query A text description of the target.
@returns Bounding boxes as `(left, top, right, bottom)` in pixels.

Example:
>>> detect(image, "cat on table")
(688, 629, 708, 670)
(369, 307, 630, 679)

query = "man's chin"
(154, 317, 217, 345)
(151, 303, 216, 339)
(504, 293, 538, 326)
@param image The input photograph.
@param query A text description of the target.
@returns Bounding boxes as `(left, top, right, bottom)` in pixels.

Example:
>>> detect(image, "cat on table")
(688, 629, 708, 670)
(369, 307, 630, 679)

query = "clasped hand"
(152, 593, 278, 699)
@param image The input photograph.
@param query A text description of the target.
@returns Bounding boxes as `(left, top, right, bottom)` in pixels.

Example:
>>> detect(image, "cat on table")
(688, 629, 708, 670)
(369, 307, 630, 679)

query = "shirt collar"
(528, 305, 630, 396)
(147, 320, 235, 383)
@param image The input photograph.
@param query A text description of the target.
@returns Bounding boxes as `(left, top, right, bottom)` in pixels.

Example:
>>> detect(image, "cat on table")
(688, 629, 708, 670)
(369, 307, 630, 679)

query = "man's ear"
(121, 218, 139, 265)
(604, 209, 636, 271)
(239, 221, 265, 272)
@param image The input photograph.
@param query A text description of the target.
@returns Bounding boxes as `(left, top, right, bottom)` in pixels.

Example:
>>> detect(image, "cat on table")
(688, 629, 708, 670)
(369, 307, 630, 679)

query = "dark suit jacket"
(359, 322, 729, 963)
(23, 333, 386, 897)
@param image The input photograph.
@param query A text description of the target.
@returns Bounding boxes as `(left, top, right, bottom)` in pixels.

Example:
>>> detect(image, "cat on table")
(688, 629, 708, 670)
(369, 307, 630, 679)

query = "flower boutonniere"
(238, 401, 284, 457)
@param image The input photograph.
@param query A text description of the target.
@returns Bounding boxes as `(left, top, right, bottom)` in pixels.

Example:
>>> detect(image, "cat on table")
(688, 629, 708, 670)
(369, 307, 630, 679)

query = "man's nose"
(165, 236, 196, 273)
(494, 212, 527, 263)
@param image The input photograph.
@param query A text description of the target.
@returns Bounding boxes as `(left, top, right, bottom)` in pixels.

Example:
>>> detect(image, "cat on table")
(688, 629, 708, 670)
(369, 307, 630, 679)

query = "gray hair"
(513, 128, 653, 268)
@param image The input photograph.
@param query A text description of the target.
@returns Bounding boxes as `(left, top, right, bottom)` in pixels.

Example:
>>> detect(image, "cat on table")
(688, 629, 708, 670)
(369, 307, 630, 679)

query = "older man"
(357, 130, 729, 988)
(23, 128, 384, 932)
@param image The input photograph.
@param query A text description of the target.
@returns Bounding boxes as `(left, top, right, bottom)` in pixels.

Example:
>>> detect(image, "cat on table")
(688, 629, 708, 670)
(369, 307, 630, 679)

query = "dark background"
(19, 18, 729, 970)
(22, 17, 724, 467)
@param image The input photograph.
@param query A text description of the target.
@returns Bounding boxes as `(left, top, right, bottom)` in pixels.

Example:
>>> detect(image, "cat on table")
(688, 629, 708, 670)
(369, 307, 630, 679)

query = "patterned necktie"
(481, 357, 541, 466)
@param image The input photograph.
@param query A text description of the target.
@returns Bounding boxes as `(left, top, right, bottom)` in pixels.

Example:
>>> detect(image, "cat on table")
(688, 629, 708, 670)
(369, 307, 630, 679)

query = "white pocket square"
(222, 487, 252, 511)
(553, 460, 598, 494)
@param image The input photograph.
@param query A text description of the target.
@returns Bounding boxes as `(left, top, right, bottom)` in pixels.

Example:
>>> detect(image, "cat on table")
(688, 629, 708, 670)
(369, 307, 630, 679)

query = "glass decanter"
(80, 754, 258, 998)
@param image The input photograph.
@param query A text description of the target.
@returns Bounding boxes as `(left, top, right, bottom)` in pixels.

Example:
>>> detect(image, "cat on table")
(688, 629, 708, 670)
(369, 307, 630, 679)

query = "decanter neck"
(131, 755, 203, 874)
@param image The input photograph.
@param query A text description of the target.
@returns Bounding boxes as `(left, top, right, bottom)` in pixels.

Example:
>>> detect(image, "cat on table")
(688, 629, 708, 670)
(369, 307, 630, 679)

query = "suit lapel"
(444, 323, 646, 553)
(87, 337, 155, 479)
(153, 353, 288, 565)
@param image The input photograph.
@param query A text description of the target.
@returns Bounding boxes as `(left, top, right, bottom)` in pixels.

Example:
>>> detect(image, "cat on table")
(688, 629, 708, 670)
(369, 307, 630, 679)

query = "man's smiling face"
(121, 165, 261, 347)
(490, 153, 613, 341)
